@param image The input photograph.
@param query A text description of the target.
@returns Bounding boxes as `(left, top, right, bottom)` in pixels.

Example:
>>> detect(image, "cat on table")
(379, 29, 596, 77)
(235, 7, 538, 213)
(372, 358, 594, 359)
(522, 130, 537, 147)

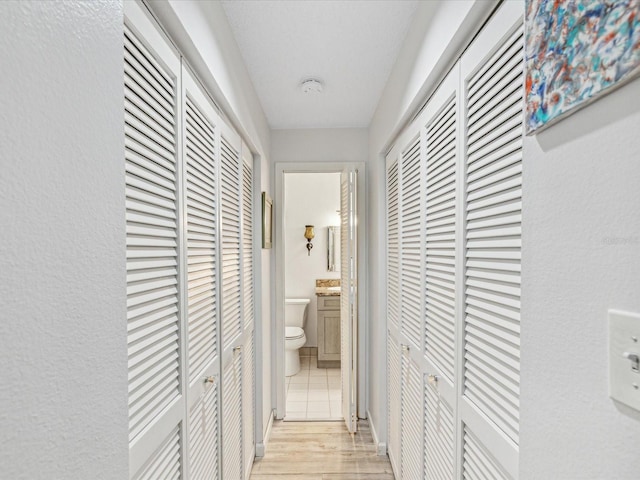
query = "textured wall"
(271, 128, 369, 164)
(520, 80, 640, 478)
(0, 1, 127, 478)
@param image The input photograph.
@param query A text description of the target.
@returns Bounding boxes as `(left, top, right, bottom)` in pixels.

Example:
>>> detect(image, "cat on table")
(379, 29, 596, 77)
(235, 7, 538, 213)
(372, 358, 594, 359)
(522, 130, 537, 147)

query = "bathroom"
(283, 172, 342, 420)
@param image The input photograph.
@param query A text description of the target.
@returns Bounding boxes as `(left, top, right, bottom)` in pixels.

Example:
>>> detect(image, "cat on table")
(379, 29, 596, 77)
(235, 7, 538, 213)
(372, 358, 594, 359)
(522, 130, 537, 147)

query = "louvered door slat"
(125, 24, 180, 444)
(243, 336, 255, 476)
(463, 21, 523, 446)
(189, 383, 218, 480)
(400, 136, 423, 349)
(185, 96, 218, 385)
(221, 135, 242, 349)
(124, 24, 173, 92)
(133, 426, 181, 480)
(463, 427, 510, 480)
(387, 335, 401, 474)
(126, 111, 176, 155)
(126, 118, 176, 162)
(425, 97, 457, 381)
(222, 352, 243, 480)
(125, 95, 175, 145)
(126, 147, 176, 185)
(124, 68, 172, 120)
(387, 159, 399, 333)
(467, 25, 523, 101)
(468, 92, 522, 145)
(401, 352, 423, 479)
(424, 379, 454, 480)
(468, 65, 523, 129)
(242, 160, 254, 330)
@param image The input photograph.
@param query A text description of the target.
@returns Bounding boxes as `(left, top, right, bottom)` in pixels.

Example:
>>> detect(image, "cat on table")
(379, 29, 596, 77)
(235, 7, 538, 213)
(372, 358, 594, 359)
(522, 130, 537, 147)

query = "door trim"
(274, 162, 367, 420)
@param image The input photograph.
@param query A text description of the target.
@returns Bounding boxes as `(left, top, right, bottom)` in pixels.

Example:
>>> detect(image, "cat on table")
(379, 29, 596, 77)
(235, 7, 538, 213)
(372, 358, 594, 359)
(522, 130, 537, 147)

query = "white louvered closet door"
(459, 2, 523, 478)
(421, 66, 460, 480)
(385, 149, 401, 475)
(222, 347, 243, 480)
(241, 143, 256, 478)
(124, 2, 184, 478)
(399, 127, 427, 479)
(340, 168, 358, 433)
(219, 119, 245, 479)
(401, 346, 423, 479)
(399, 133, 424, 353)
(387, 157, 400, 333)
(182, 65, 221, 480)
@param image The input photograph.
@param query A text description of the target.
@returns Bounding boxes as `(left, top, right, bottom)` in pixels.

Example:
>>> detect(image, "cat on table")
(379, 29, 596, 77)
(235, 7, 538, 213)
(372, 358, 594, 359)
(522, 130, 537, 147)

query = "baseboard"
(367, 409, 387, 456)
(255, 409, 275, 457)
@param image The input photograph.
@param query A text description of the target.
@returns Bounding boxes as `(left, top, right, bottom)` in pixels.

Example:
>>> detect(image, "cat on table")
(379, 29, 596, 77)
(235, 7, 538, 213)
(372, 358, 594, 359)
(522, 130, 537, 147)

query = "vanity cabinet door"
(317, 298, 341, 367)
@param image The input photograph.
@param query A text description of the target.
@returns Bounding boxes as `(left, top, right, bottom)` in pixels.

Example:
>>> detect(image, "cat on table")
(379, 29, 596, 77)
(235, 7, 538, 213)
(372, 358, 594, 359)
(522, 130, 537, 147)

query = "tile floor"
(285, 355, 342, 421)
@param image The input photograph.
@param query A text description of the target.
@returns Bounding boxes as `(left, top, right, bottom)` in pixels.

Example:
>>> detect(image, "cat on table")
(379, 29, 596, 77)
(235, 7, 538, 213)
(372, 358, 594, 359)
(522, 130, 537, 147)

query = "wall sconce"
(304, 225, 315, 256)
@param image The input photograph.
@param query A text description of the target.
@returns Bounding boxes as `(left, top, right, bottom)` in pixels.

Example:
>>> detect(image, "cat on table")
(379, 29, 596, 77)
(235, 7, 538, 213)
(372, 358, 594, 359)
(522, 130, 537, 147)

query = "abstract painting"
(525, 0, 640, 134)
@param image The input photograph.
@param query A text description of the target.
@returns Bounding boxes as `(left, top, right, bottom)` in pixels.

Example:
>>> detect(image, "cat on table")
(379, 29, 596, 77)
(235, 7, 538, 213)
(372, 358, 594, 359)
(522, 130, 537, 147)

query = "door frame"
(273, 162, 367, 420)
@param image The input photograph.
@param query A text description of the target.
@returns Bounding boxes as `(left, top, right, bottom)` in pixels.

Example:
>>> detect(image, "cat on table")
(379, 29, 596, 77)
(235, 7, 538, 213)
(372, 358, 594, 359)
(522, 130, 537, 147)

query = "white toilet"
(285, 298, 310, 376)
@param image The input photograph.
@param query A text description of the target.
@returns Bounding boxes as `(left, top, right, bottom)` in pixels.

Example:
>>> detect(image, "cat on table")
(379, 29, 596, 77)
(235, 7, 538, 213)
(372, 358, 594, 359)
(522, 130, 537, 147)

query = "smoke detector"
(300, 78, 324, 94)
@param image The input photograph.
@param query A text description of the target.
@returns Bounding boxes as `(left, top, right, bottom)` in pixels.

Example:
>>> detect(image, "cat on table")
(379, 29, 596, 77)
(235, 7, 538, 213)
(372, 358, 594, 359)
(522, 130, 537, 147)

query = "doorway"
(282, 172, 342, 420)
(274, 162, 366, 432)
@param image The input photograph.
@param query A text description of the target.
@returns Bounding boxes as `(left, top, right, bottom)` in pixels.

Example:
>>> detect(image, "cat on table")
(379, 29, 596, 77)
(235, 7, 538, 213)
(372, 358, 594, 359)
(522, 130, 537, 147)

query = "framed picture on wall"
(524, 0, 640, 134)
(262, 192, 273, 249)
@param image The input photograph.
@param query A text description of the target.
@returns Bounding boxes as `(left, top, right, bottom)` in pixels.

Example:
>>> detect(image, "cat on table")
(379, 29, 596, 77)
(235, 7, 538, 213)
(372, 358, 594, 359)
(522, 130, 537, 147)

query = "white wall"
(284, 174, 341, 346)
(0, 1, 127, 478)
(366, 0, 496, 447)
(520, 80, 640, 479)
(271, 128, 369, 164)
(260, 153, 274, 440)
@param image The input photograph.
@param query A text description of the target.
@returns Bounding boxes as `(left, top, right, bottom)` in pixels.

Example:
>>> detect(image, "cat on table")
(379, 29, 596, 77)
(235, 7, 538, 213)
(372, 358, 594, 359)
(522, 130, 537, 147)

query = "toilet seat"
(285, 326, 305, 340)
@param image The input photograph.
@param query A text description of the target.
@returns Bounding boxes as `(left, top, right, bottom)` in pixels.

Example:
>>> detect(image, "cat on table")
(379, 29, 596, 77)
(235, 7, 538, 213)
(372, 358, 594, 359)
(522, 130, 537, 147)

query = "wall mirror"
(327, 226, 341, 272)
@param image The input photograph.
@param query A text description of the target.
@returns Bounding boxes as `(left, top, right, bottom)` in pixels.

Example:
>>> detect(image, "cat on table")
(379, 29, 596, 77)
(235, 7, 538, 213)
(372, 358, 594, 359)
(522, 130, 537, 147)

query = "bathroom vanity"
(315, 279, 341, 368)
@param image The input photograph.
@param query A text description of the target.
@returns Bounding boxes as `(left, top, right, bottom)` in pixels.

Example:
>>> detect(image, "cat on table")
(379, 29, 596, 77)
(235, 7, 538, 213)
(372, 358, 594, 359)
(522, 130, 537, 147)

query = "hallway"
(3, 0, 640, 478)
(250, 421, 394, 479)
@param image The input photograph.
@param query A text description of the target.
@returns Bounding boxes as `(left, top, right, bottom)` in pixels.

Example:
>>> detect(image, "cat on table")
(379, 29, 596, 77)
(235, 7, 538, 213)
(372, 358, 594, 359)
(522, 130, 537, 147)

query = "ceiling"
(220, 0, 419, 130)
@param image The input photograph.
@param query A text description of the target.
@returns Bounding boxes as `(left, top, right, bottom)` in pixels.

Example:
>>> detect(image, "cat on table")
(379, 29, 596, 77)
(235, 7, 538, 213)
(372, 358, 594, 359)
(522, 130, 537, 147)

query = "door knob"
(427, 374, 439, 385)
(204, 376, 217, 385)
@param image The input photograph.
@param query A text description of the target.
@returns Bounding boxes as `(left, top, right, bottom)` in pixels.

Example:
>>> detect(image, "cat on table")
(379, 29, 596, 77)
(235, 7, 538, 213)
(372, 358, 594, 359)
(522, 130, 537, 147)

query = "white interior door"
(398, 130, 426, 479)
(182, 64, 221, 480)
(458, 3, 523, 477)
(241, 142, 256, 479)
(421, 65, 460, 480)
(219, 119, 244, 479)
(385, 149, 401, 473)
(340, 169, 358, 433)
(124, 2, 185, 478)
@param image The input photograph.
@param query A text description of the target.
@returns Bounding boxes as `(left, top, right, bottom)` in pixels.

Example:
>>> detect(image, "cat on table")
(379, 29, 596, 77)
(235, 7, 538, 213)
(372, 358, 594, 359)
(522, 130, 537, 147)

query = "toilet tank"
(284, 298, 310, 328)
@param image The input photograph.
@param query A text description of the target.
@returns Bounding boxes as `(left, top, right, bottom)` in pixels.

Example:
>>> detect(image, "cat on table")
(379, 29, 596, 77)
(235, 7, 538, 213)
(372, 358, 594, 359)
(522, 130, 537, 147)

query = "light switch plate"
(609, 310, 640, 411)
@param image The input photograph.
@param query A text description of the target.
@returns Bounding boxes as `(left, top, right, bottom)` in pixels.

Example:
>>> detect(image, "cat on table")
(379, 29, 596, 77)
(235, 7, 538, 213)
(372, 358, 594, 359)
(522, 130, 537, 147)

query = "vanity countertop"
(315, 279, 340, 296)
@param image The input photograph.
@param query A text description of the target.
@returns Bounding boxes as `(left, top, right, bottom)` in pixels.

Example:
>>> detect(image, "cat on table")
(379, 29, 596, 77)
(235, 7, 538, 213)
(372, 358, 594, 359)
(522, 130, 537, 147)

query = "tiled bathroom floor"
(285, 356, 341, 421)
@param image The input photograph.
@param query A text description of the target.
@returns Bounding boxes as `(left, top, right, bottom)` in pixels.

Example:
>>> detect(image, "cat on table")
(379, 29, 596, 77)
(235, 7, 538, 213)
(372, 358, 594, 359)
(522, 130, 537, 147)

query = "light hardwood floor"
(250, 420, 395, 480)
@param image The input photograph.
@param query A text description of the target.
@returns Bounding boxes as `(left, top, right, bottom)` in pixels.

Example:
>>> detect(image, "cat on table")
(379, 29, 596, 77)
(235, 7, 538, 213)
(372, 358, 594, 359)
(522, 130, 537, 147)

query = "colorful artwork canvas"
(525, 0, 640, 134)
